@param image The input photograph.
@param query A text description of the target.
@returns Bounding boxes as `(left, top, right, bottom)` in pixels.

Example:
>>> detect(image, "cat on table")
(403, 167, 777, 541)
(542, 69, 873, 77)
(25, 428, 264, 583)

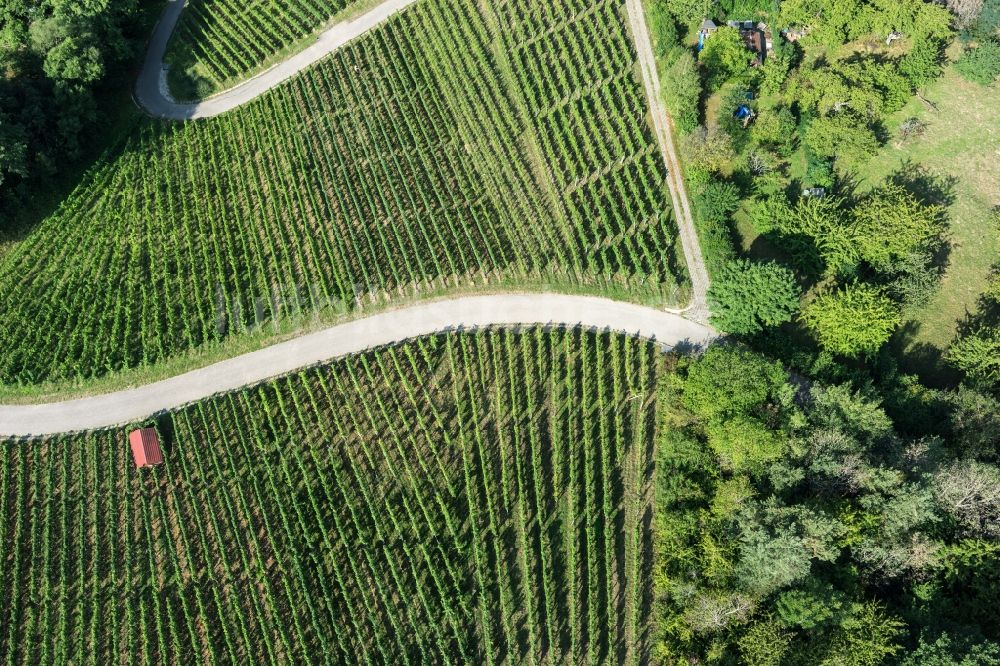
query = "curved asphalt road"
(135, 0, 421, 119)
(0, 295, 716, 438)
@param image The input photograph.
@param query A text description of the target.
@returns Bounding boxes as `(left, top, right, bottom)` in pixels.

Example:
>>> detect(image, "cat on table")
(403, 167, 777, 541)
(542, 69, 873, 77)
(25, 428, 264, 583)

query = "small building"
(802, 187, 827, 198)
(129, 428, 164, 468)
(717, 20, 769, 65)
(698, 19, 718, 51)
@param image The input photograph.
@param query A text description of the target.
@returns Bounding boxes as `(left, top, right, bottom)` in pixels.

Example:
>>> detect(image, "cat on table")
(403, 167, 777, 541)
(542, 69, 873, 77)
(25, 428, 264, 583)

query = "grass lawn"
(849, 64, 1000, 382)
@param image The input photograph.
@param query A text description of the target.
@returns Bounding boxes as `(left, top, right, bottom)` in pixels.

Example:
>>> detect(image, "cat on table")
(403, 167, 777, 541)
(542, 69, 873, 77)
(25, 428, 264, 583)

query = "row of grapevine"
(165, 0, 357, 96)
(0, 0, 686, 387)
(0, 328, 658, 664)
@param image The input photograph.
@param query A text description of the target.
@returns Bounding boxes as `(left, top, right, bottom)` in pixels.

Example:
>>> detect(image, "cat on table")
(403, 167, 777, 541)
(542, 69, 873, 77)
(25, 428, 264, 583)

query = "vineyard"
(0, 328, 659, 664)
(164, 0, 359, 98)
(0, 0, 686, 387)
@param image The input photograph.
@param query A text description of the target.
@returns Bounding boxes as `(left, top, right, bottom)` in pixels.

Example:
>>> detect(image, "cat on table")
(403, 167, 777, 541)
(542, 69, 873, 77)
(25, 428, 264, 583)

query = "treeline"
(0, 0, 147, 227)
(654, 345, 1000, 664)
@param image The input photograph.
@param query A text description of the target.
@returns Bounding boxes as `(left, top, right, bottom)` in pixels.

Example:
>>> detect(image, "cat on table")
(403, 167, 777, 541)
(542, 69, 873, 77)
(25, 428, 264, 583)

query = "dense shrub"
(708, 259, 801, 334)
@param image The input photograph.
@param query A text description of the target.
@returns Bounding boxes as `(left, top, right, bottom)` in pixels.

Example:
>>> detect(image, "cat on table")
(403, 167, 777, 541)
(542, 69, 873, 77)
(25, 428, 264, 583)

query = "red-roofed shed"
(129, 428, 164, 468)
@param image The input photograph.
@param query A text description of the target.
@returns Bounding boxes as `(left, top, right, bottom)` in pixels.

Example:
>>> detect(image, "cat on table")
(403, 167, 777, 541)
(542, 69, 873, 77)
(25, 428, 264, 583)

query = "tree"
(901, 631, 1000, 665)
(736, 526, 814, 595)
(948, 326, 1000, 386)
(777, 583, 848, 629)
(681, 124, 736, 180)
(663, 51, 702, 133)
(696, 180, 740, 223)
(946, 0, 987, 30)
(738, 619, 794, 666)
(900, 37, 945, 88)
(946, 387, 1000, 461)
(708, 259, 801, 334)
(822, 602, 906, 666)
(853, 183, 946, 272)
(681, 346, 790, 422)
(805, 112, 880, 162)
(700, 26, 752, 89)
(801, 284, 901, 356)
(934, 461, 1000, 538)
(684, 592, 756, 632)
(956, 39, 1000, 86)
(780, 195, 859, 275)
(750, 106, 797, 156)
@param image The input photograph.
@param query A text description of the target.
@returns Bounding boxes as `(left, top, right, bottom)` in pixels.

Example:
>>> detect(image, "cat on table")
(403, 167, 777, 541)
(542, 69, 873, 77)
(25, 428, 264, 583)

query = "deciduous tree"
(801, 284, 900, 356)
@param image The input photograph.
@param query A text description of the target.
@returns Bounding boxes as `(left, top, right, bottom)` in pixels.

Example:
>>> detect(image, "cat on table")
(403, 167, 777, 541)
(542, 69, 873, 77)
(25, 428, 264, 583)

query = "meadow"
(850, 63, 1000, 378)
(0, 329, 659, 664)
(0, 0, 687, 388)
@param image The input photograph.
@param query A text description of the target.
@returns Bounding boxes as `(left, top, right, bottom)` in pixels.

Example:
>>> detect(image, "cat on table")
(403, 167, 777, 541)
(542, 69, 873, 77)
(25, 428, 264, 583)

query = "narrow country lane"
(0, 294, 717, 437)
(625, 0, 711, 322)
(134, 0, 421, 119)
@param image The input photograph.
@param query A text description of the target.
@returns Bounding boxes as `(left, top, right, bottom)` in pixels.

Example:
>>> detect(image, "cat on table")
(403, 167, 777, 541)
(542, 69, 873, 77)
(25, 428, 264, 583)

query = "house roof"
(129, 428, 163, 468)
(700, 19, 717, 31)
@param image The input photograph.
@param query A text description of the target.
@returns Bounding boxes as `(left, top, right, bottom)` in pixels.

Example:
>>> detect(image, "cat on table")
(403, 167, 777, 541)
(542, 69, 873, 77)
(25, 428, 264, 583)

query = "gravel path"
(0, 294, 716, 437)
(135, 0, 421, 119)
(625, 0, 711, 322)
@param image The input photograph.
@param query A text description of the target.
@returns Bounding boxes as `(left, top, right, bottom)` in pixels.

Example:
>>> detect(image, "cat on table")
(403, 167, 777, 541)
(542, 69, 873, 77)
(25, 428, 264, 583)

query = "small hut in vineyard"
(129, 428, 164, 468)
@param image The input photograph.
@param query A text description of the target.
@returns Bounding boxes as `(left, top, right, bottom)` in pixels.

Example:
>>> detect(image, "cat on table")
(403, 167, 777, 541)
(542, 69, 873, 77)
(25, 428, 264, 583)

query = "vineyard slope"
(0, 329, 661, 664)
(138, 0, 420, 117)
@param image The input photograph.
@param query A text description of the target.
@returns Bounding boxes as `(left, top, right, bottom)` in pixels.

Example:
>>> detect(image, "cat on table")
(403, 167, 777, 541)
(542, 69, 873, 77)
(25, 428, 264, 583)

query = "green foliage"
(690, 175, 740, 276)
(901, 631, 1000, 665)
(681, 345, 790, 422)
(660, 0, 710, 24)
(900, 37, 946, 88)
(657, 343, 1000, 661)
(777, 584, 847, 629)
(700, 26, 753, 89)
(750, 106, 797, 155)
(707, 414, 786, 470)
(708, 258, 801, 334)
(647, 0, 681, 59)
(779, 194, 858, 275)
(738, 618, 794, 666)
(956, 39, 1000, 86)
(805, 112, 880, 161)
(853, 183, 947, 272)
(822, 602, 906, 666)
(801, 284, 901, 356)
(697, 180, 741, 223)
(682, 346, 793, 472)
(948, 326, 1000, 386)
(663, 51, 703, 133)
(0, 0, 141, 219)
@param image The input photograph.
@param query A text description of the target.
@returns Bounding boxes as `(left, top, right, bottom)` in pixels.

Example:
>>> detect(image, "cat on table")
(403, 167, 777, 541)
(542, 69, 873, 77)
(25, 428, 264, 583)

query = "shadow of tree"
(891, 319, 962, 388)
(887, 160, 959, 209)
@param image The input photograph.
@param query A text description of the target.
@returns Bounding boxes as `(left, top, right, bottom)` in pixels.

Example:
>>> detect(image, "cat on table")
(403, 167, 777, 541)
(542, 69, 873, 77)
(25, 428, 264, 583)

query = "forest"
(645, 0, 1000, 662)
(0, 0, 152, 225)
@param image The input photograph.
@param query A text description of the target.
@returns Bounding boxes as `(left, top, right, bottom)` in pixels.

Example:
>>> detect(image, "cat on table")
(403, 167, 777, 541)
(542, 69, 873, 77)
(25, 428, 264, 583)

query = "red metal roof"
(129, 428, 163, 468)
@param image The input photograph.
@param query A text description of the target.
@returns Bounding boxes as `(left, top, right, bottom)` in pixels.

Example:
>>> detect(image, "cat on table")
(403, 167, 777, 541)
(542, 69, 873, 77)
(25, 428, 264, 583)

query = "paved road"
(625, 0, 711, 323)
(135, 0, 421, 119)
(0, 294, 716, 437)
